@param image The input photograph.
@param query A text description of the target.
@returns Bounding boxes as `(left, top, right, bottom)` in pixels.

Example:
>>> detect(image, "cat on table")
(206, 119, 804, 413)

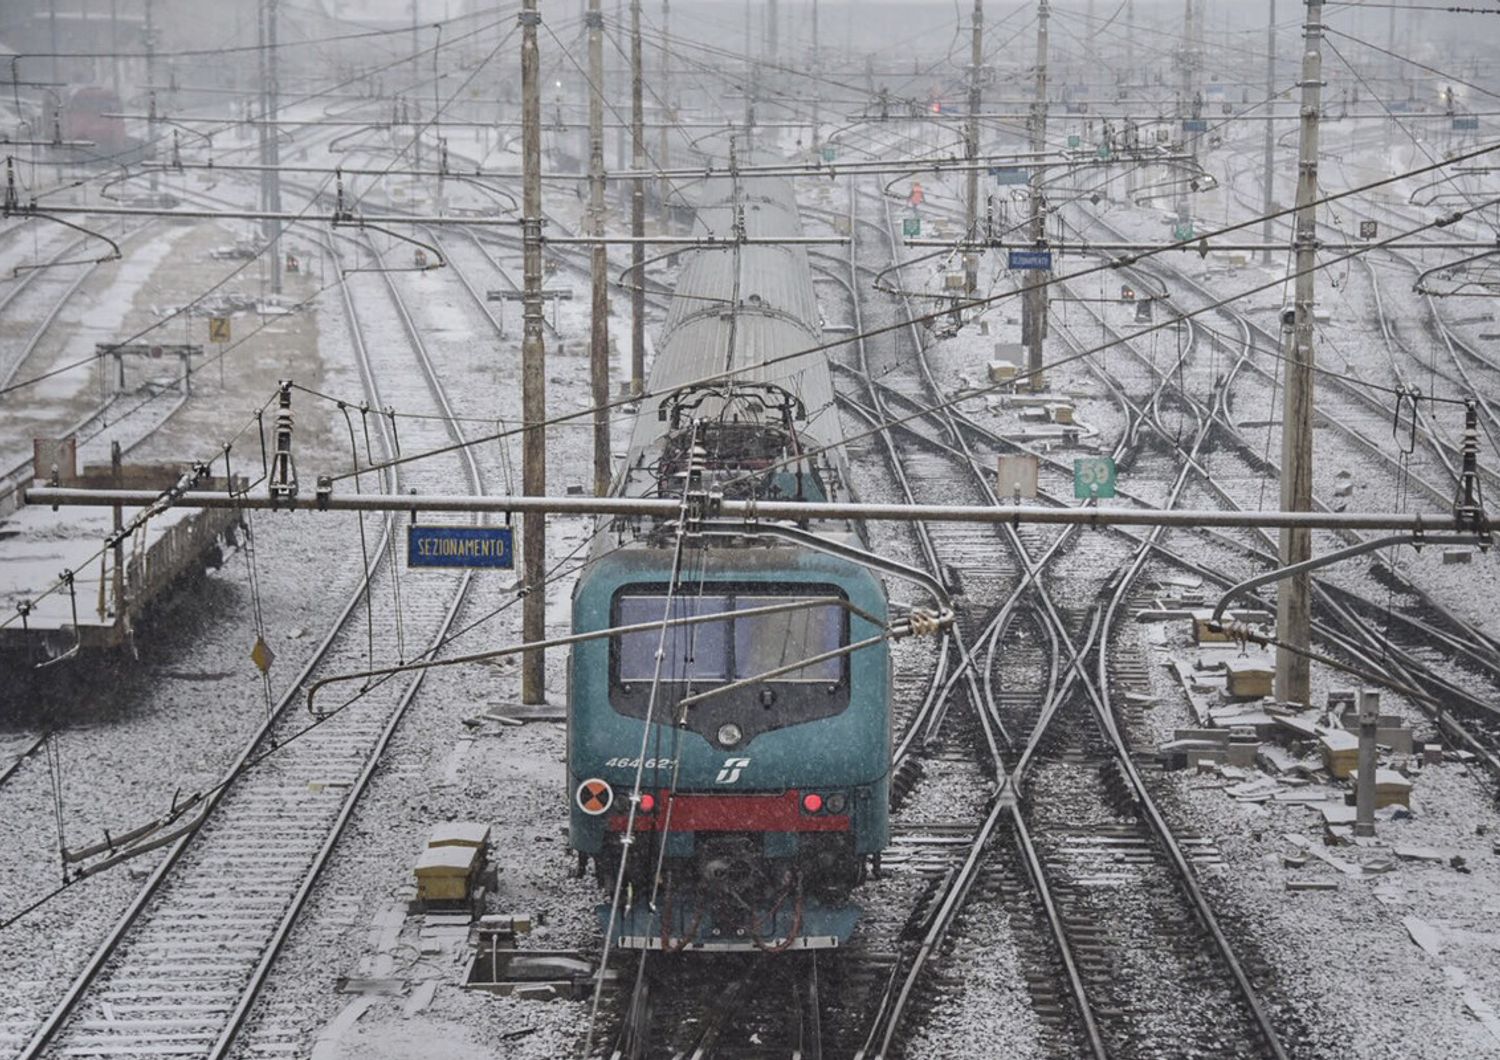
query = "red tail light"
(801, 793, 824, 814)
(639, 793, 656, 813)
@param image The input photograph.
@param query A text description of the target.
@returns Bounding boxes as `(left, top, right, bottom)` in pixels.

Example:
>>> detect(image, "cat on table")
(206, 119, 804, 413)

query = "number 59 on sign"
(1073, 456, 1117, 499)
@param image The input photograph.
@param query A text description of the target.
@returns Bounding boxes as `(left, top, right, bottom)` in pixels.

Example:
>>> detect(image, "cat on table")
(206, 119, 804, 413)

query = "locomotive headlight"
(717, 722, 744, 747)
(825, 792, 848, 815)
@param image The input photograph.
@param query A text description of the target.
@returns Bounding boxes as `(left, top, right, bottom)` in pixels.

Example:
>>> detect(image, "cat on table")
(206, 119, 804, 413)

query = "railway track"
(824, 142, 1292, 1058)
(13, 221, 485, 1060)
(1065, 202, 1500, 775)
(609, 953, 822, 1060)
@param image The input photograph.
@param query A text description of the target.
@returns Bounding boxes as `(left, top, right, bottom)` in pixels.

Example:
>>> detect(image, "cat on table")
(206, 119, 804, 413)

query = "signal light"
(801, 793, 824, 814)
(638, 793, 656, 813)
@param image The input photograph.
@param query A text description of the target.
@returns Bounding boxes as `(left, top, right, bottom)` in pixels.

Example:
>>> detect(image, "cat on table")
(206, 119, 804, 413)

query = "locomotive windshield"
(614, 591, 845, 686)
(616, 595, 731, 683)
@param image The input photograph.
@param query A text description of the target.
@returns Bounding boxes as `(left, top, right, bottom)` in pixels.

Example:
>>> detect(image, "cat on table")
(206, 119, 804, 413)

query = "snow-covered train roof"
(618, 174, 843, 499)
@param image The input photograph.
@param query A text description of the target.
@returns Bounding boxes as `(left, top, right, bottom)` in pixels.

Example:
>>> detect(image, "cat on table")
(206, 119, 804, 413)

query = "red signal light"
(801, 793, 824, 814)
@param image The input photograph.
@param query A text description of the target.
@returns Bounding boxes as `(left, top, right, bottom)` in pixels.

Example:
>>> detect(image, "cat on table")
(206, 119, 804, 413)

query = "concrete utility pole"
(1355, 689, 1378, 836)
(267, 0, 282, 294)
(111, 441, 124, 622)
(1024, 0, 1049, 391)
(109, 0, 121, 101)
(630, 0, 645, 396)
(49, 0, 60, 101)
(1275, 0, 1323, 706)
(1174, 0, 1196, 224)
(1086, 0, 1096, 89)
(616, 0, 626, 172)
(658, 0, 671, 228)
(410, 0, 422, 169)
(145, 0, 156, 190)
(810, 0, 820, 152)
(588, 0, 611, 497)
(258, 0, 282, 295)
(767, 0, 778, 65)
(1260, 0, 1276, 263)
(964, 0, 982, 294)
(1384, 1, 1397, 157)
(520, 0, 548, 705)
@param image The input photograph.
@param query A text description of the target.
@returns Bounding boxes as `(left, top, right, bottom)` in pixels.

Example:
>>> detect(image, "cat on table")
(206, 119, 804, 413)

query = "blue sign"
(1182, 119, 1209, 133)
(1453, 116, 1479, 131)
(408, 525, 514, 569)
(1008, 249, 1053, 271)
(992, 166, 1029, 185)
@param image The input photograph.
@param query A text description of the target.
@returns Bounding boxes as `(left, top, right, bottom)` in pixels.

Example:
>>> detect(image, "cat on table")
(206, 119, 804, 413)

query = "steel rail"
(827, 184, 980, 767)
(1083, 327, 1292, 1060)
(0, 731, 48, 789)
(206, 225, 491, 1057)
(18, 194, 483, 1057)
(868, 162, 1289, 1056)
(1107, 216, 1500, 637)
(1072, 197, 1500, 779)
(15, 518, 396, 1057)
(795, 952, 822, 1060)
(854, 164, 1111, 1057)
(831, 154, 1070, 1056)
(1079, 309, 1500, 743)
(1220, 145, 1500, 492)
(1082, 207, 1500, 627)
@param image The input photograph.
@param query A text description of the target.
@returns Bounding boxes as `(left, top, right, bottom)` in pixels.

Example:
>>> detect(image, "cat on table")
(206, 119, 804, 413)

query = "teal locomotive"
(567, 175, 890, 951)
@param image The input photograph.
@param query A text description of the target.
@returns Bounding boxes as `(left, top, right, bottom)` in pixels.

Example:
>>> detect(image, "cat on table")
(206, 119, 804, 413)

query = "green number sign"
(903, 216, 921, 237)
(1068, 134, 1081, 148)
(822, 145, 836, 162)
(1173, 222, 1194, 241)
(1073, 456, 1117, 499)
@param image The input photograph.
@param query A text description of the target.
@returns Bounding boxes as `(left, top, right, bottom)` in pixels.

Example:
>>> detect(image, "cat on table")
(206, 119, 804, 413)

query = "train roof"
(619, 175, 843, 500)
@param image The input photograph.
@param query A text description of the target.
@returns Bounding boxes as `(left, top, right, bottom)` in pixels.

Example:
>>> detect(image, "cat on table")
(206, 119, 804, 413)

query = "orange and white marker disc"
(576, 777, 614, 815)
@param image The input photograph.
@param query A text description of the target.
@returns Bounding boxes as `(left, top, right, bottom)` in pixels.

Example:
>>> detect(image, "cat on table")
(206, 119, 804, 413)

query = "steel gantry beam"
(20, 487, 1489, 536)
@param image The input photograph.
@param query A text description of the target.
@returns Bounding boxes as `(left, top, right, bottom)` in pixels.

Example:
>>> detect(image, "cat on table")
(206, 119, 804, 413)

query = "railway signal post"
(1276, 0, 1324, 707)
(520, 0, 548, 704)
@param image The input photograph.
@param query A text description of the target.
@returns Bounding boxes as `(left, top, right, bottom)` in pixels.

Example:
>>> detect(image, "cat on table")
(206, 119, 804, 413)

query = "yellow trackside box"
(414, 821, 491, 902)
(415, 844, 481, 902)
(428, 821, 491, 850)
(1225, 659, 1273, 699)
